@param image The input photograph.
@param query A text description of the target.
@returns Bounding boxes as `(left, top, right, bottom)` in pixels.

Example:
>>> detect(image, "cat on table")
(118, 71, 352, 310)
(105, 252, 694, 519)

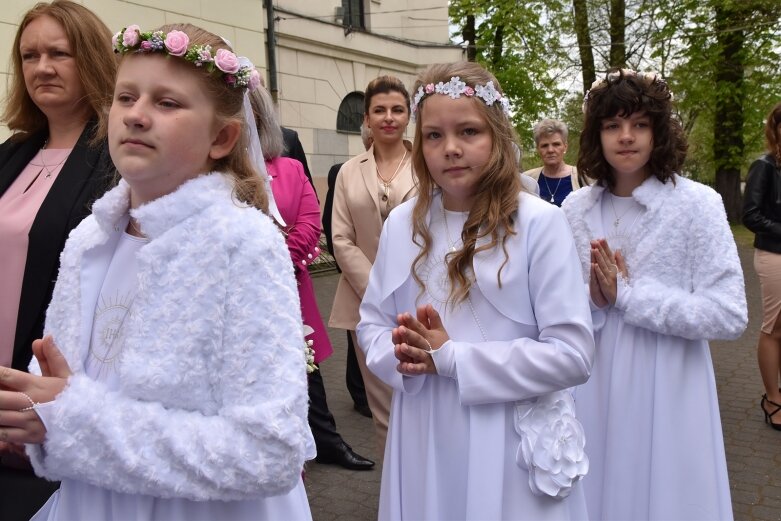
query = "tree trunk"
(463, 14, 477, 62)
(609, 0, 626, 67)
(491, 25, 504, 66)
(713, 3, 745, 222)
(573, 0, 596, 92)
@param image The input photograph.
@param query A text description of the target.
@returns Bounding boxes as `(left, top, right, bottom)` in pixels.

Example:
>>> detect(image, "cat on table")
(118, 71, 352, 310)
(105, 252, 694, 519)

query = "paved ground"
(304, 236, 781, 521)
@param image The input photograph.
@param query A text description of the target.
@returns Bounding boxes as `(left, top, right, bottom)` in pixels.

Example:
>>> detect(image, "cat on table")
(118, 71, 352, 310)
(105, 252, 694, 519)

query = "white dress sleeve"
(357, 221, 427, 395)
(445, 206, 595, 405)
(617, 189, 747, 340)
(27, 230, 311, 501)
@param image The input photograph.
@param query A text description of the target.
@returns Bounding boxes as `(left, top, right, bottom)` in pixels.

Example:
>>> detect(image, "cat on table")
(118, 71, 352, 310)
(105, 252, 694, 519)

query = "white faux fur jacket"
(562, 174, 747, 341)
(26, 173, 313, 501)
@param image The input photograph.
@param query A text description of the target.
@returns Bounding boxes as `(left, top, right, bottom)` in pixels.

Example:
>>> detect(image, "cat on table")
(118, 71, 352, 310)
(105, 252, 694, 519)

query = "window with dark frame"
(337, 92, 365, 133)
(342, 0, 365, 30)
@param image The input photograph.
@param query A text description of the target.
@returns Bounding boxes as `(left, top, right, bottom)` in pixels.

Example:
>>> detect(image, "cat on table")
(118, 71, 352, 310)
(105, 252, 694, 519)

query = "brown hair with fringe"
(411, 62, 521, 307)
(764, 101, 781, 164)
(364, 75, 410, 115)
(3, 0, 116, 140)
(99, 23, 268, 212)
(577, 68, 687, 189)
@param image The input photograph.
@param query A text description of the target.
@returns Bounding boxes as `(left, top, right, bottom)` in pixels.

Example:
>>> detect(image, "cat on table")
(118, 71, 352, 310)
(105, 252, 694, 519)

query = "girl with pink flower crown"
(357, 61, 594, 520)
(562, 68, 747, 520)
(0, 23, 314, 520)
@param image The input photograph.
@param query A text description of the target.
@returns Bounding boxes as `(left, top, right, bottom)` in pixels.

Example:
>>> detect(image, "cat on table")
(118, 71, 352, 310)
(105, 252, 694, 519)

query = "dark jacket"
(0, 121, 114, 371)
(743, 154, 781, 254)
(322, 162, 342, 263)
(281, 127, 317, 200)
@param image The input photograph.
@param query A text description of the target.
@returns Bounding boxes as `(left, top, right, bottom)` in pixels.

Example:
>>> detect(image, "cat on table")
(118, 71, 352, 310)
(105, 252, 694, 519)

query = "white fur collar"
(91, 173, 234, 239)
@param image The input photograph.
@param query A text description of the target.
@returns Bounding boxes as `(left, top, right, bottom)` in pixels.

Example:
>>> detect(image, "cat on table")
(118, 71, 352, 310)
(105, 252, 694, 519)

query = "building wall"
(0, 0, 461, 196)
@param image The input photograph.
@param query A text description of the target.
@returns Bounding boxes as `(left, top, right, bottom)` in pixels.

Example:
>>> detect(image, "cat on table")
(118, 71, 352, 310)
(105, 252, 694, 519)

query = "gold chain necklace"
(376, 149, 407, 203)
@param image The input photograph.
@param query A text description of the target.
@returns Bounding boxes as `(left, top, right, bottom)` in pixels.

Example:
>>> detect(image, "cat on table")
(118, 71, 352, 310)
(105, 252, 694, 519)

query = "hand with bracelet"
(392, 304, 449, 376)
(0, 336, 71, 445)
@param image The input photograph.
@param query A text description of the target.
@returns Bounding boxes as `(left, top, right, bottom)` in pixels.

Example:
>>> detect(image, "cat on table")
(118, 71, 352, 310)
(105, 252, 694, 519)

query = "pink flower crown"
(412, 76, 511, 119)
(112, 25, 261, 90)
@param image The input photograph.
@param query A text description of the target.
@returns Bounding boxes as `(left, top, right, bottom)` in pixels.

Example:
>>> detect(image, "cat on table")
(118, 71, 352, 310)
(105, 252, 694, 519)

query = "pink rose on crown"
(214, 49, 240, 74)
(164, 30, 189, 56)
(122, 25, 141, 47)
(140, 41, 152, 51)
(112, 31, 121, 49)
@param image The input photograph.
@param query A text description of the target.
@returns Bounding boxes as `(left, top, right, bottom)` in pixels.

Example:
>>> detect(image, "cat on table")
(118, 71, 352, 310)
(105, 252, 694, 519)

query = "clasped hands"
(590, 238, 630, 308)
(393, 304, 449, 376)
(0, 336, 71, 457)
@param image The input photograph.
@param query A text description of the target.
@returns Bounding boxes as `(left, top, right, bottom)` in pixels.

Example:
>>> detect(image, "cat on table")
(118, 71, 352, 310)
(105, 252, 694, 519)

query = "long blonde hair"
(411, 62, 521, 306)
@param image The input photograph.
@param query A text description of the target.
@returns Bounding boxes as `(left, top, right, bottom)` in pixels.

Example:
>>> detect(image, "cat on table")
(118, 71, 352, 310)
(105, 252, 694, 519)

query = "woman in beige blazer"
(330, 76, 416, 458)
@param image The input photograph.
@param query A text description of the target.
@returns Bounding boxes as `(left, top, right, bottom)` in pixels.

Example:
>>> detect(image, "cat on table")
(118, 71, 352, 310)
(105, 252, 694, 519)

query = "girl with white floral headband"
(562, 67, 747, 520)
(357, 61, 595, 519)
(0, 23, 315, 520)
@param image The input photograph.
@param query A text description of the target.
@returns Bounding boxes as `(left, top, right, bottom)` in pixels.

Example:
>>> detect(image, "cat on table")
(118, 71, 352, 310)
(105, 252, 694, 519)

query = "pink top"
(0, 147, 71, 367)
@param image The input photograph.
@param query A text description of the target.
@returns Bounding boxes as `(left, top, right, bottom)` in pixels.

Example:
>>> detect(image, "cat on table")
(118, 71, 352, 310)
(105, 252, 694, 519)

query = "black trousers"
(345, 331, 368, 408)
(0, 464, 59, 520)
(307, 368, 345, 452)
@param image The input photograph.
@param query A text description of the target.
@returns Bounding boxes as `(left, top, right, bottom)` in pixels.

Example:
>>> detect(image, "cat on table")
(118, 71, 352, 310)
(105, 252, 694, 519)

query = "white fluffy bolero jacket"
(26, 173, 313, 501)
(562, 174, 747, 340)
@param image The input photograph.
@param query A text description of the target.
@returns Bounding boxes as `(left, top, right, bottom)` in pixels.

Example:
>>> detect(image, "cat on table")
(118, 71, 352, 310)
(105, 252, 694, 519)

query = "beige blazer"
(524, 165, 581, 190)
(329, 142, 416, 330)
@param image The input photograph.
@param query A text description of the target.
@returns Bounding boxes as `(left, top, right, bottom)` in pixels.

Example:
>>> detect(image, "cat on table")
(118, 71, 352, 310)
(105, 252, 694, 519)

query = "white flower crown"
(412, 76, 511, 118)
(582, 69, 672, 112)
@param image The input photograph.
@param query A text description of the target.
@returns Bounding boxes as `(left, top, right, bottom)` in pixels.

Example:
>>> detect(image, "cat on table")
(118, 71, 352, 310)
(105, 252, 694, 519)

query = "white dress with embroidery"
(358, 192, 595, 520)
(562, 175, 747, 521)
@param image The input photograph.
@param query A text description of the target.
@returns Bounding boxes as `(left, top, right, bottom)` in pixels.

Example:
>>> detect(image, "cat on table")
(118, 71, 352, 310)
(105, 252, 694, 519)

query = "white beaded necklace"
(440, 199, 488, 341)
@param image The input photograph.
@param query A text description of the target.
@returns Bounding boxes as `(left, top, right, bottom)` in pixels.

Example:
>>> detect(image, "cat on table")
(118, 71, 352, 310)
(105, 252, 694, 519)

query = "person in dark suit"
(323, 125, 373, 418)
(281, 126, 317, 200)
(0, 2, 116, 519)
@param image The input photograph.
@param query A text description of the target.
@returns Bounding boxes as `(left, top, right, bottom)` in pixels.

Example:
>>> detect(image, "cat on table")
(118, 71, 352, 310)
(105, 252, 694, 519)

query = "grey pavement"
(305, 237, 781, 521)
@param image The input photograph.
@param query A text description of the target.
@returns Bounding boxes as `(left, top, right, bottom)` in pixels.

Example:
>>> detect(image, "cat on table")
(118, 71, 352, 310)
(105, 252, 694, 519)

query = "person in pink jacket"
(250, 87, 374, 471)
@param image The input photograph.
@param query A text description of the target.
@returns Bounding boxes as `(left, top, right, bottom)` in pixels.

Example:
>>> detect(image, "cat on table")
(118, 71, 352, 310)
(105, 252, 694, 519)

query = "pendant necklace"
(37, 140, 68, 178)
(442, 199, 488, 341)
(541, 167, 565, 203)
(607, 192, 640, 230)
(376, 149, 407, 203)
(441, 199, 463, 253)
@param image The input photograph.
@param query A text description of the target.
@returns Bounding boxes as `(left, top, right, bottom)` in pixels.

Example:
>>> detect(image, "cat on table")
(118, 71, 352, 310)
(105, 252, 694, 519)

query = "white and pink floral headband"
(411, 76, 511, 119)
(112, 25, 261, 90)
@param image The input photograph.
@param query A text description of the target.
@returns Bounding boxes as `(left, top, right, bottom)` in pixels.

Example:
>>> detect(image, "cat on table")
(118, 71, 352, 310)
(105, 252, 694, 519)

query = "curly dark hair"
(577, 68, 687, 188)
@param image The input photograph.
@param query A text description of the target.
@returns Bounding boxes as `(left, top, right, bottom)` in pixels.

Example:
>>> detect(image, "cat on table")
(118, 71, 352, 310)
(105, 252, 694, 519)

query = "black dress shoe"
(353, 402, 373, 418)
(315, 441, 375, 470)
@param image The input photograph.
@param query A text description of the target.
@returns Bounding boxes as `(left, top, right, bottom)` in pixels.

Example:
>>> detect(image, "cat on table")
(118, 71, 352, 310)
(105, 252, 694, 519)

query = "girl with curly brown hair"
(563, 69, 747, 520)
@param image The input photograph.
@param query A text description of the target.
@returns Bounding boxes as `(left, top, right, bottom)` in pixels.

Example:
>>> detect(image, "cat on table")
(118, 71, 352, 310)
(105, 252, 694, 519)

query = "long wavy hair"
(578, 68, 687, 189)
(411, 62, 521, 307)
(99, 23, 267, 212)
(764, 101, 781, 164)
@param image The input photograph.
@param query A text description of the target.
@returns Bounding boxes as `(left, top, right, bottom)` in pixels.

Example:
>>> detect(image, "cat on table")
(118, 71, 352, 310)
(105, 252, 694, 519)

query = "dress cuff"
(614, 275, 632, 311)
(430, 340, 456, 379)
(32, 400, 58, 432)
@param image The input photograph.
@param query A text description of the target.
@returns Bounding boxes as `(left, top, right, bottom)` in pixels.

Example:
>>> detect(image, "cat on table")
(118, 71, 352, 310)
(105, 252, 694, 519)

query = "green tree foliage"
(449, 0, 570, 147)
(449, 0, 781, 220)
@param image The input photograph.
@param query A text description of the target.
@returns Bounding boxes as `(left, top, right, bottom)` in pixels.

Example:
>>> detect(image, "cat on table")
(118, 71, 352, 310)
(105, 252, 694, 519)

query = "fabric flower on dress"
(112, 25, 259, 90)
(411, 76, 512, 118)
(514, 390, 588, 499)
(303, 325, 317, 374)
